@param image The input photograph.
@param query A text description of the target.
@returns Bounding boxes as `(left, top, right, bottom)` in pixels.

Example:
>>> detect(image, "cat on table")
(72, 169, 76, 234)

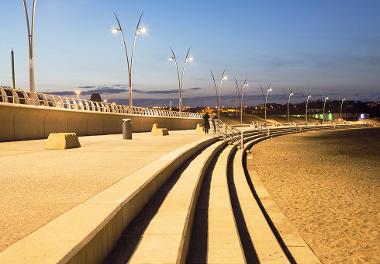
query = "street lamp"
(235, 78, 248, 124)
(210, 70, 227, 119)
(305, 94, 311, 124)
(75, 90, 81, 100)
(322, 96, 329, 124)
(112, 12, 146, 108)
(22, 0, 37, 92)
(287, 92, 294, 123)
(340, 98, 346, 119)
(264, 84, 272, 121)
(168, 47, 193, 112)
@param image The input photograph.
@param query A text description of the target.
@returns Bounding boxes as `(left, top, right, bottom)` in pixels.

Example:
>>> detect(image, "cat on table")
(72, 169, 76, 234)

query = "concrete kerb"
(0, 136, 217, 264)
(177, 141, 227, 264)
(240, 130, 322, 263)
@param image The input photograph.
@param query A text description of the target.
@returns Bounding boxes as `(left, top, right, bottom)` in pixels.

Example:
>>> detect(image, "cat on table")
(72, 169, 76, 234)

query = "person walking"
(202, 112, 210, 134)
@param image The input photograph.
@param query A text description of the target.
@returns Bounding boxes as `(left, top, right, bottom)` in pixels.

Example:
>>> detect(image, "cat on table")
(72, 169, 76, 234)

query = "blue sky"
(0, 0, 379, 106)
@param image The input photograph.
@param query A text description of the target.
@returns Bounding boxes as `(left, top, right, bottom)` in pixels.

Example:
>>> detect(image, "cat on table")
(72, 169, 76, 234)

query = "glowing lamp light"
(137, 26, 147, 35)
(112, 27, 120, 34)
(185, 56, 194, 63)
(222, 75, 228, 81)
(290, 92, 294, 96)
(268, 88, 272, 92)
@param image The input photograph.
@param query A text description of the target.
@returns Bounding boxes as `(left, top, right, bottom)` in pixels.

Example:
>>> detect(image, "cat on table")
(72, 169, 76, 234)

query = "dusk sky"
(0, 0, 379, 106)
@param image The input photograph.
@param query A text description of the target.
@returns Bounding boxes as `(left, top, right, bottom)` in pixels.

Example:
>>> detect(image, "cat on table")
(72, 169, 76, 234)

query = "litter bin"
(122, 119, 132, 140)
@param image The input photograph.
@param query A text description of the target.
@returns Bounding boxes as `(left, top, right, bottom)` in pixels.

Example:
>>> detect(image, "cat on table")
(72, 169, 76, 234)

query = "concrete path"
(0, 130, 205, 252)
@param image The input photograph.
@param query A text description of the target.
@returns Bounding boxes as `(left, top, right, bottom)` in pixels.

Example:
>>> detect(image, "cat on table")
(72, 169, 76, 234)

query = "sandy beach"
(247, 127, 380, 263)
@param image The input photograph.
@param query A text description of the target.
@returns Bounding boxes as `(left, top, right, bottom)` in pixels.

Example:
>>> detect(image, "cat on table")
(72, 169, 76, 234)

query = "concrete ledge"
(0, 136, 217, 264)
(126, 141, 227, 263)
(242, 134, 322, 263)
(45, 133, 81, 150)
(233, 149, 290, 263)
(0, 103, 201, 141)
(151, 123, 169, 136)
(195, 123, 204, 132)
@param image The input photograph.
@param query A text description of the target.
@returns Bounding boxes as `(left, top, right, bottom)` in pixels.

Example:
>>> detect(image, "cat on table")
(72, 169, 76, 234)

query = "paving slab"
(0, 130, 205, 252)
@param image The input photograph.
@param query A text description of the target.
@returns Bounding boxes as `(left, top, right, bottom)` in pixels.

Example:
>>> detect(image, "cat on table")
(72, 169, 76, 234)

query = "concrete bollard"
(122, 119, 132, 140)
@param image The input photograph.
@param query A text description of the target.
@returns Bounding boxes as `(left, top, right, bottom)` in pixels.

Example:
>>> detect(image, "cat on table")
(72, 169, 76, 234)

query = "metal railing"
(210, 119, 241, 144)
(0, 87, 202, 118)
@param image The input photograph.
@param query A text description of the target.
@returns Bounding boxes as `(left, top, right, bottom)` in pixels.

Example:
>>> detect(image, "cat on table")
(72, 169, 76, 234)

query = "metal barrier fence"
(0, 87, 202, 118)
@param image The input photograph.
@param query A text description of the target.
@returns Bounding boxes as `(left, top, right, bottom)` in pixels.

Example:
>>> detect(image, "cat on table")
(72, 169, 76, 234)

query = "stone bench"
(151, 124, 169, 136)
(45, 133, 81, 150)
(195, 123, 204, 132)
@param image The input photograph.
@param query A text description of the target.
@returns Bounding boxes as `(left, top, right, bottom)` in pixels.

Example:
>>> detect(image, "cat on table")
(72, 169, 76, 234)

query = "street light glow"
(222, 75, 228, 81)
(268, 88, 272, 92)
(112, 27, 120, 34)
(136, 26, 147, 35)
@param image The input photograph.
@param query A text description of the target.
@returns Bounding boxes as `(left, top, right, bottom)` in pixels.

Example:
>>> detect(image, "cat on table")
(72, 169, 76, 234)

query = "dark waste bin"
(122, 119, 132, 140)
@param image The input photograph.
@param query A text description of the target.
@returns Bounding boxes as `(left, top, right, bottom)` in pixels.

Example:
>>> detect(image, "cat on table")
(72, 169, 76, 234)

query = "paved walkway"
(0, 130, 205, 252)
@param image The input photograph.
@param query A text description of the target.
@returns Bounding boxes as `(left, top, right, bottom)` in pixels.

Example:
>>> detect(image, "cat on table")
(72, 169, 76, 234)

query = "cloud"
(45, 85, 202, 96)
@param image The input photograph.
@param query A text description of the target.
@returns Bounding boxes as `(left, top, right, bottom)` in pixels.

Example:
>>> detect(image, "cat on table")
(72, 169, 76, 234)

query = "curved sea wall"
(0, 103, 202, 141)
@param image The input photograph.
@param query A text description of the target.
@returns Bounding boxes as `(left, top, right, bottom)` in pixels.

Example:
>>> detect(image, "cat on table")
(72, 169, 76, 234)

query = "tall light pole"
(340, 98, 346, 119)
(287, 92, 294, 123)
(112, 12, 147, 108)
(11, 49, 16, 90)
(305, 94, 311, 124)
(210, 70, 227, 119)
(264, 84, 272, 121)
(322, 96, 329, 124)
(169, 47, 193, 112)
(235, 78, 248, 124)
(22, 0, 37, 92)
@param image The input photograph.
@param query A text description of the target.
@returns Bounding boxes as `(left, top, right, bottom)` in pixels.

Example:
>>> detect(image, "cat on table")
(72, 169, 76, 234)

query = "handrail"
(0, 87, 202, 119)
(210, 119, 242, 144)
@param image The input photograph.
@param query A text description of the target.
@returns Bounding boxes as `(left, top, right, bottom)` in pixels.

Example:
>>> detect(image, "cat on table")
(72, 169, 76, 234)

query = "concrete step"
(105, 141, 227, 263)
(203, 145, 245, 263)
(0, 136, 217, 264)
(232, 149, 290, 263)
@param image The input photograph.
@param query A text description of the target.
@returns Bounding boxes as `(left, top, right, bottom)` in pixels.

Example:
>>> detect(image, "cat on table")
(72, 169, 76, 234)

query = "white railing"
(0, 87, 202, 119)
(210, 119, 242, 144)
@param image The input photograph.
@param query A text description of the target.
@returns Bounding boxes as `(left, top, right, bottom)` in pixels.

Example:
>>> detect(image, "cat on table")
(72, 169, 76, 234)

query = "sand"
(247, 127, 380, 264)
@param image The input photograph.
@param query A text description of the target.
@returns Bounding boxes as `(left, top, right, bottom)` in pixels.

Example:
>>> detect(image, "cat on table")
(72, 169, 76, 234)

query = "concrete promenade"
(0, 130, 204, 252)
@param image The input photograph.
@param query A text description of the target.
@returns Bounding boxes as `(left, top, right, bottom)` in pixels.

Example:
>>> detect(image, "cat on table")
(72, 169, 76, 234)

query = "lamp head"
(75, 90, 81, 95)
(243, 82, 249, 87)
(168, 56, 175, 62)
(268, 88, 272, 92)
(325, 97, 329, 100)
(342, 98, 346, 102)
(136, 26, 147, 35)
(290, 92, 294, 96)
(112, 27, 120, 34)
(185, 56, 193, 63)
(222, 75, 228, 81)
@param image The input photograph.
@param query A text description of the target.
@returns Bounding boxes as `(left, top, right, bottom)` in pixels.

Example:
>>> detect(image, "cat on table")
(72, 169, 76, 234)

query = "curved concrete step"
(0, 137, 217, 264)
(187, 146, 246, 264)
(240, 134, 322, 264)
(231, 148, 290, 263)
(105, 140, 227, 263)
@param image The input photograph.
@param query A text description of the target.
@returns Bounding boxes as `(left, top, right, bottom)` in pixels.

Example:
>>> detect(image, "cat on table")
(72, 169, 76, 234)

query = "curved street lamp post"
(340, 98, 346, 120)
(210, 70, 227, 119)
(22, 0, 37, 92)
(169, 48, 193, 112)
(305, 94, 311, 124)
(287, 92, 294, 123)
(235, 78, 248, 124)
(112, 12, 146, 107)
(322, 96, 329, 124)
(264, 84, 272, 121)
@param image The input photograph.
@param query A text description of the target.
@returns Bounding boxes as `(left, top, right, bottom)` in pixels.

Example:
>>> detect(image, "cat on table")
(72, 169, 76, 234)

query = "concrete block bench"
(151, 124, 169, 136)
(45, 133, 81, 150)
(195, 123, 204, 132)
